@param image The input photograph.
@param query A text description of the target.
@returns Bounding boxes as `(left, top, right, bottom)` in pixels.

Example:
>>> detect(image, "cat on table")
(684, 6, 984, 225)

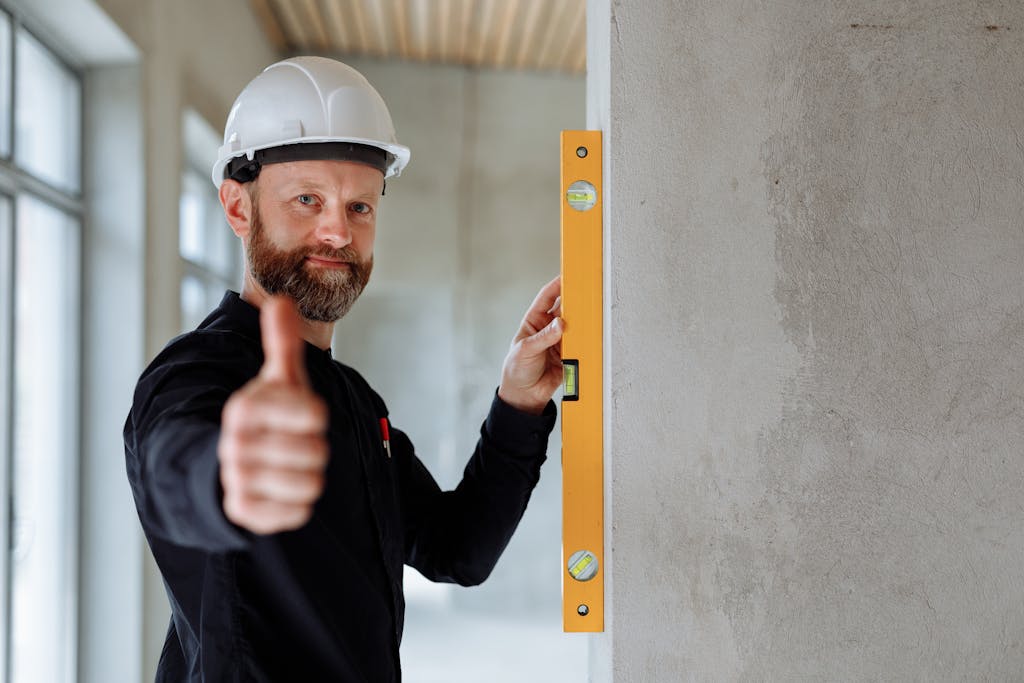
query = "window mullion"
(0, 194, 13, 683)
(0, 159, 83, 216)
(0, 9, 83, 678)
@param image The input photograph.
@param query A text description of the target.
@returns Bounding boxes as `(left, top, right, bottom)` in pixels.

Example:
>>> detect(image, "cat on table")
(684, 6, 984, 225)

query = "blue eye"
(351, 202, 371, 214)
(297, 194, 316, 206)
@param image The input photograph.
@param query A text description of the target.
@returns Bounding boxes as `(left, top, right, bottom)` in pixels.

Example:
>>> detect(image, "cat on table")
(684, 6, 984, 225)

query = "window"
(10, 196, 79, 683)
(180, 109, 240, 331)
(0, 10, 82, 683)
(14, 28, 81, 193)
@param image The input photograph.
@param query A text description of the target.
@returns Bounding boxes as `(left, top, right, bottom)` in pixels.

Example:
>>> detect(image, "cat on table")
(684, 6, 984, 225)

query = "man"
(124, 56, 563, 682)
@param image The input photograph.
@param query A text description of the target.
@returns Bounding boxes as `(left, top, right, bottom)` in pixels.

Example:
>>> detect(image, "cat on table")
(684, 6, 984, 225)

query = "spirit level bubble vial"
(560, 131, 603, 633)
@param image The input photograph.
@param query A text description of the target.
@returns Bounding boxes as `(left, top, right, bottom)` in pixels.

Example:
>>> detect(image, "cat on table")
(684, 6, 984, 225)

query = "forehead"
(257, 159, 384, 194)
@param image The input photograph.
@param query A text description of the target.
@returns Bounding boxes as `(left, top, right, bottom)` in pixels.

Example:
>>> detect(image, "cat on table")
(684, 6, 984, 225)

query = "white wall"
(593, 0, 1024, 679)
(81, 62, 145, 683)
(336, 59, 584, 617)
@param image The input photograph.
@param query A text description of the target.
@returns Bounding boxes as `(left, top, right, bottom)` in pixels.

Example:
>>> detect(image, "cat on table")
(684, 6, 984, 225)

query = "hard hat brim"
(212, 136, 411, 187)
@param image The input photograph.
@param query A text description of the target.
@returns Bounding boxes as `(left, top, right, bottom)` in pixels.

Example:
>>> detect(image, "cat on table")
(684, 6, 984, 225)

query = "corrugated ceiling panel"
(251, 0, 586, 74)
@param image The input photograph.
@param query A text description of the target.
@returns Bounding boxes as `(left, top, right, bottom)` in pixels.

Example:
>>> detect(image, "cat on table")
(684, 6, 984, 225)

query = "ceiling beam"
(456, 0, 474, 65)
(557, 0, 585, 72)
(321, 0, 352, 53)
(514, 0, 545, 69)
(390, 0, 410, 59)
(492, 0, 519, 68)
(299, 0, 329, 51)
(363, 0, 390, 57)
(534, 0, 571, 71)
(472, 0, 495, 65)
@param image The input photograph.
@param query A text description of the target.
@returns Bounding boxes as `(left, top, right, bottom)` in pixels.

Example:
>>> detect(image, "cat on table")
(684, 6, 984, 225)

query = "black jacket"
(124, 291, 555, 682)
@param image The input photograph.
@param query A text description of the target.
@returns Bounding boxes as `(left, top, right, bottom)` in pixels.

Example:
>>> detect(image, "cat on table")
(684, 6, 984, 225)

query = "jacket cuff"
(192, 437, 252, 549)
(484, 390, 557, 456)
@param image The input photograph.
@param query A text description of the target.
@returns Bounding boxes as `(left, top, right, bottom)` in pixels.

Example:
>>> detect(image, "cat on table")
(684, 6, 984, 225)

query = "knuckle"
(225, 462, 256, 496)
(222, 392, 248, 423)
(219, 464, 236, 493)
(218, 434, 243, 466)
(223, 492, 248, 525)
(233, 493, 255, 519)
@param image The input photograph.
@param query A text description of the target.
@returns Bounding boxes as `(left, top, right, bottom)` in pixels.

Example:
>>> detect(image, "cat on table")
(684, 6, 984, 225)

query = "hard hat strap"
(225, 142, 390, 183)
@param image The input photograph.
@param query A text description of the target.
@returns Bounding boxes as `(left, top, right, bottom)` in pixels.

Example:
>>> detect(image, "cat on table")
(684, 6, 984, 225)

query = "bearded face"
(246, 202, 373, 322)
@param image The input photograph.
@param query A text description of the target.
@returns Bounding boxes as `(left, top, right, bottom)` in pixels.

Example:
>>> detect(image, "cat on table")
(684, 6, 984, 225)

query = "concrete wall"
(335, 59, 584, 615)
(594, 0, 1024, 679)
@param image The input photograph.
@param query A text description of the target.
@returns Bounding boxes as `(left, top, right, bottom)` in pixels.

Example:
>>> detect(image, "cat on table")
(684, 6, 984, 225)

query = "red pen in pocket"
(379, 418, 392, 459)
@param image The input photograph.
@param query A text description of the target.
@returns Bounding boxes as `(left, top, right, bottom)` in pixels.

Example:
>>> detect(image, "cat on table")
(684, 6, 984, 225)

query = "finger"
(546, 295, 562, 316)
(220, 430, 328, 471)
(547, 344, 562, 366)
(518, 316, 563, 357)
(515, 276, 562, 342)
(260, 295, 308, 387)
(529, 276, 562, 318)
(222, 386, 328, 434)
(223, 492, 313, 535)
(238, 466, 325, 505)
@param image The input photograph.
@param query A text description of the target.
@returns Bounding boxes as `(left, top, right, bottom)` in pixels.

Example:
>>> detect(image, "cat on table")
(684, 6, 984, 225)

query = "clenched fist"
(218, 296, 328, 534)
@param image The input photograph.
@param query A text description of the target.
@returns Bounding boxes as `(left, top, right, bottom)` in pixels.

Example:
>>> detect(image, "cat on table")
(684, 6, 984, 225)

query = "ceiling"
(248, 0, 586, 75)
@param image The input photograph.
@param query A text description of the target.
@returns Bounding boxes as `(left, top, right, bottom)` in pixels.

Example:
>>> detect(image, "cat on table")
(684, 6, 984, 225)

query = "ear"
(219, 179, 254, 239)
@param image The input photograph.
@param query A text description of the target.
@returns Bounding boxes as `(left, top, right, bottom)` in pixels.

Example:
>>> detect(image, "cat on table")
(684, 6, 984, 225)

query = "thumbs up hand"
(218, 296, 329, 535)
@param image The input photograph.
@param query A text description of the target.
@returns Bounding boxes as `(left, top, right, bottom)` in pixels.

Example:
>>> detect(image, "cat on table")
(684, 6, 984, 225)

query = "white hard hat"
(211, 56, 411, 187)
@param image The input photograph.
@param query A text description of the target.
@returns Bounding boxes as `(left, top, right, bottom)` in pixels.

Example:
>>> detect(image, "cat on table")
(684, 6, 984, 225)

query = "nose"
(314, 203, 352, 247)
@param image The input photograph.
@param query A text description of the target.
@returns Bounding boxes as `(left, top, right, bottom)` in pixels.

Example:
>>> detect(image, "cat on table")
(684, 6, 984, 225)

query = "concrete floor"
(401, 605, 588, 682)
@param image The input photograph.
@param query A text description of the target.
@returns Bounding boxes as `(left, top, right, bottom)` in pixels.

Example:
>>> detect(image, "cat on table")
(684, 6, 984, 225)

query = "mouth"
(305, 255, 352, 269)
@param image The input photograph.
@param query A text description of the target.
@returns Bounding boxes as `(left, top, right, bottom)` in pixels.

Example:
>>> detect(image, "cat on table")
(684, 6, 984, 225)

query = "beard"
(247, 206, 373, 322)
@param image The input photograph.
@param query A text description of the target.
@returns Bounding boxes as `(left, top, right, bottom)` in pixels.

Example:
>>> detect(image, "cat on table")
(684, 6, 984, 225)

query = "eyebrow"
(280, 177, 331, 192)
(278, 178, 381, 200)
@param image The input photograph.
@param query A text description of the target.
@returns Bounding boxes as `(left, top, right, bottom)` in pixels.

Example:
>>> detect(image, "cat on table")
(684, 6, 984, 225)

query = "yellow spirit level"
(560, 130, 603, 632)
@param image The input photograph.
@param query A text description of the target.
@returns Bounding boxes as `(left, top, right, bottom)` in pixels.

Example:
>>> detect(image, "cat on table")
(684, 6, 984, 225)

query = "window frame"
(0, 5, 85, 682)
(0, 191, 11, 683)
(179, 110, 241, 332)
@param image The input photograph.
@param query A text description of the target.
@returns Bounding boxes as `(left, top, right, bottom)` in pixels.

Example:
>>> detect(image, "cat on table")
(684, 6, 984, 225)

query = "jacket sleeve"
(123, 337, 254, 552)
(398, 391, 556, 586)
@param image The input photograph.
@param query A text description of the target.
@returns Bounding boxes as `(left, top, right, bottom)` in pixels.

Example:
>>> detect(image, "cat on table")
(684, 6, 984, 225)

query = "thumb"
(259, 296, 308, 386)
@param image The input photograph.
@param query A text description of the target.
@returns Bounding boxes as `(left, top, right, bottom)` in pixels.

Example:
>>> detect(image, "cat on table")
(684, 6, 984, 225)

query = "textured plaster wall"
(599, 0, 1024, 679)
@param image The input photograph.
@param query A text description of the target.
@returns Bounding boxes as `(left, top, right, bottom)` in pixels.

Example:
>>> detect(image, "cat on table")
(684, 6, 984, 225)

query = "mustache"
(298, 245, 363, 263)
